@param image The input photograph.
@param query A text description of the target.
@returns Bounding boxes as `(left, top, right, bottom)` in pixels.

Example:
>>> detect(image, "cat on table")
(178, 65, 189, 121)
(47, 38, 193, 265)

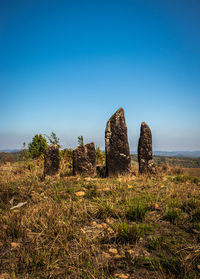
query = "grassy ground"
(0, 160, 200, 278)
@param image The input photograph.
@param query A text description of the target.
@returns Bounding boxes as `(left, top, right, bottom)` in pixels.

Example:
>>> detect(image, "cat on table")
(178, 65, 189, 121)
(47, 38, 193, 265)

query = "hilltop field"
(0, 156, 200, 278)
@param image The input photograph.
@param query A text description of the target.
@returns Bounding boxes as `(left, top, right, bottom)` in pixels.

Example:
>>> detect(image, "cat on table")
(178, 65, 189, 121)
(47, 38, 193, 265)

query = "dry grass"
(0, 160, 200, 278)
(182, 168, 200, 177)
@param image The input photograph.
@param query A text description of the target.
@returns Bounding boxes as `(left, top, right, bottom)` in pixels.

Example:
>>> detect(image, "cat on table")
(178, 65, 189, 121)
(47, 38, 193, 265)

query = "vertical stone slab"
(44, 145, 60, 177)
(105, 108, 131, 177)
(138, 122, 156, 175)
(73, 142, 96, 176)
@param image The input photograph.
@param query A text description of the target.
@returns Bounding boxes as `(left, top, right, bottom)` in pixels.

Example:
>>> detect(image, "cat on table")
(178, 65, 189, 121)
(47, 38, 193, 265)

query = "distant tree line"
(19, 132, 105, 165)
(1, 134, 199, 169)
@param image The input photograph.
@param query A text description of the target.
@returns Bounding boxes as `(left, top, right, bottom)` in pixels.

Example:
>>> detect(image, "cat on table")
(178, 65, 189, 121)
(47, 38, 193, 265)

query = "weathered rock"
(138, 122, 156, 175)
(44, 145, 60, 177)
(105, 108, 131, 177)
(73, 142, 96, 176)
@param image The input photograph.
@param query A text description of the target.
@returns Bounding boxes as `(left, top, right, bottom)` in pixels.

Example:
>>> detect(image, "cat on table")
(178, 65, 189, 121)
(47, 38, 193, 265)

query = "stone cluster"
(44, 108, 156, 178)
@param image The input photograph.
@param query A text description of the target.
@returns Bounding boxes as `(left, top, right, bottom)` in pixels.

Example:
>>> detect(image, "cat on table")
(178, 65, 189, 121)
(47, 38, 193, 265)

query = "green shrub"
(28, 134, 48, 158)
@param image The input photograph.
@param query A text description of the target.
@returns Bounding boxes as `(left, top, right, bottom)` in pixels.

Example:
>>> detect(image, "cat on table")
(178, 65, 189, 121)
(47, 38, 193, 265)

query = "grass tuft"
(113, 222, 152, 243)
(126, 200, 150, 221)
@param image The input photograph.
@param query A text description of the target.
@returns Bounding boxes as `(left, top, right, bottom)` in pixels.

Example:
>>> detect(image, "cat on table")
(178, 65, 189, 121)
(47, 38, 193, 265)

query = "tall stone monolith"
(44, 145, 60, 177)
(138, 122, 156, 175)
(105, 108, 131, 177)
(73, 142, 96, 176)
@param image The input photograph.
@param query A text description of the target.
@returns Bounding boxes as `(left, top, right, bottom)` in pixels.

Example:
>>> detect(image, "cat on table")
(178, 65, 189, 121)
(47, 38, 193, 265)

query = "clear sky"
(0, 0, 200, 151)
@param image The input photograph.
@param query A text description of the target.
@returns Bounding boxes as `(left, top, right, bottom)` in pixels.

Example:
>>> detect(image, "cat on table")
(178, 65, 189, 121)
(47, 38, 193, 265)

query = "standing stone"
(73, 142, 96, 176)
(138, 122, 156, 175)
(44, 145, 60, 177)
(105, 108, 131, 177)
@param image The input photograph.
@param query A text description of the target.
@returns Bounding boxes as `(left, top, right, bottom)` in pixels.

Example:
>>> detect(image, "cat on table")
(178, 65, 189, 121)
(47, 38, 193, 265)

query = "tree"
(45, 132, 60, 148)
(78, 136, 84, 146)
(96, 146, 105, 165)
(20, 142, 30, 160)
(28, 134, 48, 158)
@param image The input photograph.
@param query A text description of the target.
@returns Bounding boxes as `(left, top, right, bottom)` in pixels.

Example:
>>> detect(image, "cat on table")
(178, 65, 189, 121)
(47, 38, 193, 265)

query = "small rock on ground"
(114, 273, 129, 279)
(109, 248, 118, 254)
(75, 191, 85, 197)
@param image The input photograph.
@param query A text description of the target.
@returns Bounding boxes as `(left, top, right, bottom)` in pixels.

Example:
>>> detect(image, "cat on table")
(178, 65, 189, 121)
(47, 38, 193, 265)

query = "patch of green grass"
(134, 254, 186, 276)
(5, 213, 25, 239)
(147, 233, 187, 253)
(181, 199, 200, 213)
(148, 236, 163, 250)
(167, 197, 182, 208)
(126, 201, 150, 221)
(190, 176, 200, 184)
(85, 185, 99, 199)
(193, 222, 200, 231)
(163, 208, 179, 224)
(113, 222, 152, 243)
(172, 175, 190, 183)
(94, 200, 119, 219)
(0, 200, 6, 210)
(158, 254, 185, 276)
(191, 209, 200, 222)
(172, 175, 200, 184)
(133, 256, 162, 271)
(125, 195, 154, 222)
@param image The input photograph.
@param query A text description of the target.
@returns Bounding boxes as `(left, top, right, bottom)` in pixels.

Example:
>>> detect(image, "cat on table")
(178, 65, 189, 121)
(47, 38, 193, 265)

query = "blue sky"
(0, 0, 200, 151)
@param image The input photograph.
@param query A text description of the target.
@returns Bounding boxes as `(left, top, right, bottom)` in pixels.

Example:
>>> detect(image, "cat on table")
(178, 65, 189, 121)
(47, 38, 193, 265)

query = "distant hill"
(0, 151, 22, 163)
(153, 151, 200, 158)
(0, 149, 22, 153)
(131, 151, 200, 158)
(1, 149, 200, 158)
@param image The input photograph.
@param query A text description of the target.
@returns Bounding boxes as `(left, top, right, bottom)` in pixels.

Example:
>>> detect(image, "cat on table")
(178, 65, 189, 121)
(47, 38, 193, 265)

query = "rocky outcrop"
(138, 122, 156, 175)
(44, 145, 60, 177)
(73, 142, 96, 176)
(105, 108, 131, 176)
